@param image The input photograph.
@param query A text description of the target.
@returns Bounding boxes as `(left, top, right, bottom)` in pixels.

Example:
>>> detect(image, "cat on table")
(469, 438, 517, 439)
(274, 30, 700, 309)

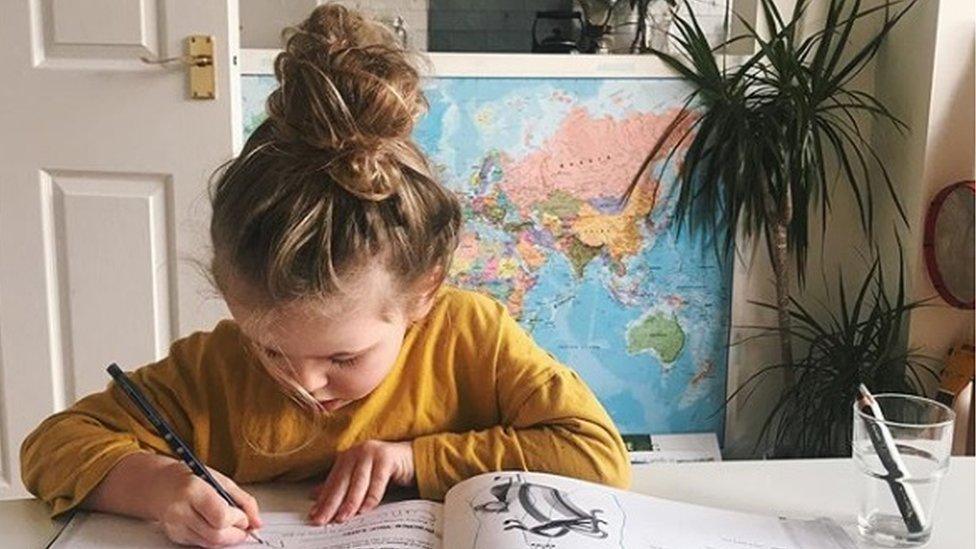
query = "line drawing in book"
(474, 475, 608, 538)
(466, 474, 626, 549)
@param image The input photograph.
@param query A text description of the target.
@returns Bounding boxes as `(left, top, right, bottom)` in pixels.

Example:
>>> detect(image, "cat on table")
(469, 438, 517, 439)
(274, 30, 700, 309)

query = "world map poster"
(242, 74, 732, 438)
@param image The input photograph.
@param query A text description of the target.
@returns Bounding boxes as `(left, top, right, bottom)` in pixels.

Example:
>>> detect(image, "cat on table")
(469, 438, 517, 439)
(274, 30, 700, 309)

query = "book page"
(236, 502, 443, 548)
(50, 500, 443, 549)
(442, 471, 854, 549)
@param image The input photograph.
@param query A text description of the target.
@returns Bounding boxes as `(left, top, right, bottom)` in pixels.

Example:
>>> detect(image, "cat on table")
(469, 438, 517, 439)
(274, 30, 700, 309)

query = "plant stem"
(762, 181, 796, 388)
(770, 217, 795, 384)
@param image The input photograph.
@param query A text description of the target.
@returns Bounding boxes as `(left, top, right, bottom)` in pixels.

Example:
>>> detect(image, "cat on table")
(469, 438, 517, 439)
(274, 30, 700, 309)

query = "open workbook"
(52, 471, 855, 549)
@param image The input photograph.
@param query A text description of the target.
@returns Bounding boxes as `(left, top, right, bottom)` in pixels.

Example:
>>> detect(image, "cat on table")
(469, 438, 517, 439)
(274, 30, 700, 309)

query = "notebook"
(50, 470, 855, 548)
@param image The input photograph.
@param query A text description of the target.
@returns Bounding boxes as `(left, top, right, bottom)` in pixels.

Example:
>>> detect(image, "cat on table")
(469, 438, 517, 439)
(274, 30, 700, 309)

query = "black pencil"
(107, 363, 269, 546)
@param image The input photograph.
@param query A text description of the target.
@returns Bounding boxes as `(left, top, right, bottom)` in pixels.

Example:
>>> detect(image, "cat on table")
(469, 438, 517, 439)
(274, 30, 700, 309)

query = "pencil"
(107, 363, 270, 546)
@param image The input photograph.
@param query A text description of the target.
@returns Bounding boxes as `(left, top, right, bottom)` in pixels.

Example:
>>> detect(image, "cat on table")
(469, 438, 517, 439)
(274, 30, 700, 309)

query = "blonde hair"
(209, 4, 461, 416)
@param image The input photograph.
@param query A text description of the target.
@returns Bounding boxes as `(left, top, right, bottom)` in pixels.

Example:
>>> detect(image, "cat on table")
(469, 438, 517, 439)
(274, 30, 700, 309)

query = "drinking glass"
(852, 393, 955, 547)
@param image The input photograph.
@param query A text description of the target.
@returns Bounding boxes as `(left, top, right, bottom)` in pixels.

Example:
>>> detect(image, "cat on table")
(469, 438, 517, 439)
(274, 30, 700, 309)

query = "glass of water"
(853, 393, 955, 547)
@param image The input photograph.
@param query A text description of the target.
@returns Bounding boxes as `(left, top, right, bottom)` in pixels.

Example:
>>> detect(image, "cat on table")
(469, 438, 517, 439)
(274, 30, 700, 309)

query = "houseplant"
(626, 0, 917, 382)
(729, 256, 938, 457)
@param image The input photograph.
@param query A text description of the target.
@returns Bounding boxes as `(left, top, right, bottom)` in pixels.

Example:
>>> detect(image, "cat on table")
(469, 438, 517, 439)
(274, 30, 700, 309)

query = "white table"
(3, 457, 972, 548)
(631, 458, 975, 548)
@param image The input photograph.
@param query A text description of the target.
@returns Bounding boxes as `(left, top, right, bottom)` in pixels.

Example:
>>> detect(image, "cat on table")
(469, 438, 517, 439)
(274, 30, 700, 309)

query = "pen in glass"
(107, 363, 269, 546)
(857, 384, 925, 534)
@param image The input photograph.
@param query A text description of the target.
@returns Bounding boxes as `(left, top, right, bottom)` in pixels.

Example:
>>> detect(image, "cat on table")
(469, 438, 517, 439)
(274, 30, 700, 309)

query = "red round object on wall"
(923, 180, 975, 309)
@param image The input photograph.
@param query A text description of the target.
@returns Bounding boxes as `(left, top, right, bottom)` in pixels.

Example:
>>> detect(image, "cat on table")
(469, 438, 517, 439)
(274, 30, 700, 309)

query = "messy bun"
(266, 3, 427, 200)
(209, 4, 461, 313)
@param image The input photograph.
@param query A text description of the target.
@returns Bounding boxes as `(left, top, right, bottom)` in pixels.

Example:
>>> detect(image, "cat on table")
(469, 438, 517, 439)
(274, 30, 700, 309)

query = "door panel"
(0, 0, 240, 498)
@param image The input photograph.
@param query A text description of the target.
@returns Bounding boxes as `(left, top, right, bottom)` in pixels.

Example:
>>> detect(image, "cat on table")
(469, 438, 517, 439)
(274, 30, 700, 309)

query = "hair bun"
(328, 136, 418, 201)
(266, 3, 427, 200)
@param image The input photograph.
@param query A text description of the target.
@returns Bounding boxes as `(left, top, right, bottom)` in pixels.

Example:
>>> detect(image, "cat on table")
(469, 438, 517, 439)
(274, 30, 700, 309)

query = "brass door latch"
(141, 36, 216, 100)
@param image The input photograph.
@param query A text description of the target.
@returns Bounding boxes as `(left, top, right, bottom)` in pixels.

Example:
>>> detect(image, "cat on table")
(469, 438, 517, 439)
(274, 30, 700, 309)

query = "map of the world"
(242, 74, 732, 438)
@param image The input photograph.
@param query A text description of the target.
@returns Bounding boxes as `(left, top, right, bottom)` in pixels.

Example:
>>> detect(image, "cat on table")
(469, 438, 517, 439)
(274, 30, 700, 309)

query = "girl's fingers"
(310, 463, 341, 515)
(361, 460, 393, 513)
(170, 523, 215, 548)
(310, 458, 352, 525)
(313, 455, 345, 506)
(168, 503, 245, 548)
(192, 489, 249, 531)
(335, 457, 373, 522)
(185, 511, 250, 548)
(214, 473, 263, 529)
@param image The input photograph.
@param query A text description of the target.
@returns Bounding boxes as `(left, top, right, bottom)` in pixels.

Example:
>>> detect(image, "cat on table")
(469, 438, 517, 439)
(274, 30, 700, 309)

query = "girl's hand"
(308, 440, 415, 525)
(153, 460, 263, 548)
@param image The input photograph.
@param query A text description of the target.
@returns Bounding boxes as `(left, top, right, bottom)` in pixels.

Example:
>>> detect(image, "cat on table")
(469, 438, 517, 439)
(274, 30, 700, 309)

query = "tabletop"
(3, 457, 972, 548)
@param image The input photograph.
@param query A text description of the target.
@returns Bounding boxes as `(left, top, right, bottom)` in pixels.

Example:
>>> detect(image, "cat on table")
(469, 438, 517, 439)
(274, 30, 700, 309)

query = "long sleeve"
(20, 332, 211, 518)
(411, 299, 631, 500)
(21, 288, 632, 515)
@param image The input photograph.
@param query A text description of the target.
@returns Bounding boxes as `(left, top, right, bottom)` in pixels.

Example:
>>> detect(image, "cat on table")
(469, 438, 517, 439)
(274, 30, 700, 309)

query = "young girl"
(21, 4, 630, 547)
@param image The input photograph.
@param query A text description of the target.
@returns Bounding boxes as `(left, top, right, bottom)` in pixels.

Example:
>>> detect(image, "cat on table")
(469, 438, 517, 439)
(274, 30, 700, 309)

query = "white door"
(0, 0, 240, 499)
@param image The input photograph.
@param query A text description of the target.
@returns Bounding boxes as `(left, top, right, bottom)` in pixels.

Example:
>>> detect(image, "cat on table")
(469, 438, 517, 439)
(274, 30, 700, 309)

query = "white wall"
(857, 0, 975, 381)
(895, 0, 975, 364)
(240, 0, 429, 50)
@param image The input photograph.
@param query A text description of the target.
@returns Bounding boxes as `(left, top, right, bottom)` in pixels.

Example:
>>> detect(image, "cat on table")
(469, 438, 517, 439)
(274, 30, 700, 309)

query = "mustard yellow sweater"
(21, 287, 630, 517)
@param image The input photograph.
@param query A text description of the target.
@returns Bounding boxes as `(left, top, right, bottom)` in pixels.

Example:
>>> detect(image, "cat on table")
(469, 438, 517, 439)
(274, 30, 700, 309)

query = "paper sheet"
(49, 501, 443, 549)
(239, 503, 442, 549)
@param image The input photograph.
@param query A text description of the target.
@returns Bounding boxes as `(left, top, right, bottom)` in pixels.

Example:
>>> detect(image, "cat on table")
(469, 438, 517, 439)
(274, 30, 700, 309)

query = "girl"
(21, 4, 630, 547)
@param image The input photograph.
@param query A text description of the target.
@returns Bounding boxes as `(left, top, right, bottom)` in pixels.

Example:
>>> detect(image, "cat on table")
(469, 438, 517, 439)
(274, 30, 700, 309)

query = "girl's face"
(225, 266, 424, 413)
